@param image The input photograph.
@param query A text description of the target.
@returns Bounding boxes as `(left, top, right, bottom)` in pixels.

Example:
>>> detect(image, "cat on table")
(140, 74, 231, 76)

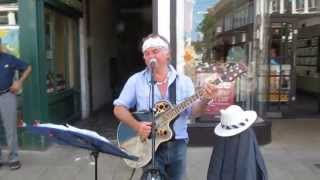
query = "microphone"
(149, 58, 157, 68)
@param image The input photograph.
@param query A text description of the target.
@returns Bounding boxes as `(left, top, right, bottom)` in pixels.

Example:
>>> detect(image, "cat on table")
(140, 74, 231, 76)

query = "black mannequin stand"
(141, 168, 165, 180)
(90, 151, 99, 180)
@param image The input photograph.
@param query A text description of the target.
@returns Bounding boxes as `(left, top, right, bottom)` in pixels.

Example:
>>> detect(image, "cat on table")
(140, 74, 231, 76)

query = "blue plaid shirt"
(113, 65, 195, 139)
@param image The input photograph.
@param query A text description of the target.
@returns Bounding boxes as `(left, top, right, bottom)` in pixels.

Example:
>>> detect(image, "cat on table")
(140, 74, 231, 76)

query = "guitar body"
(117, 100, 174, 168)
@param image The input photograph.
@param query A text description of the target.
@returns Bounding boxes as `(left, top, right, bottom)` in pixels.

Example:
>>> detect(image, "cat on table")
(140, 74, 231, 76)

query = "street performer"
(113, 34, 216, 180)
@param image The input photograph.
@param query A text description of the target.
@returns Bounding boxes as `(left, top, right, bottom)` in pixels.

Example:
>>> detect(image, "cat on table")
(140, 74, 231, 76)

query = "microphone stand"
(142, 63, 162, 180)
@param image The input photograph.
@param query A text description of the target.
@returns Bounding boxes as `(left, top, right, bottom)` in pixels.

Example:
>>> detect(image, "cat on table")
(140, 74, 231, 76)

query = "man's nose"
(147, 54, 156, 60)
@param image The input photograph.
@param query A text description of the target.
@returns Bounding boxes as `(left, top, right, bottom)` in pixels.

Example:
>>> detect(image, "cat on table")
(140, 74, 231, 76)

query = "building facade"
(6, 0, 319, 148)
(0, 0, 83, 148)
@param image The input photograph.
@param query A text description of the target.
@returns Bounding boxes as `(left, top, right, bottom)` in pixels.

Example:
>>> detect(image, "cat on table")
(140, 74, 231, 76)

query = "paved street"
(1, 118, 320, 180)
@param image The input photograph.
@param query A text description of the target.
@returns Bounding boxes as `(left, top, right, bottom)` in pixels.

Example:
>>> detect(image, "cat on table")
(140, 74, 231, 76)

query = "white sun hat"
(215, 105, 257, 137)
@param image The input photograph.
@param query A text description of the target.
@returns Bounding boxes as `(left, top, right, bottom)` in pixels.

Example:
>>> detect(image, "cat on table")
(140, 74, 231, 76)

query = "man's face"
(143, 47, 170, 68)
(270, 49, 277, 58)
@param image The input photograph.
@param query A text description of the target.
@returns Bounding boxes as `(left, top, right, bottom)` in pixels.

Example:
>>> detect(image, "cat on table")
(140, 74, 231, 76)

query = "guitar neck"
(163, 78, 222, 121)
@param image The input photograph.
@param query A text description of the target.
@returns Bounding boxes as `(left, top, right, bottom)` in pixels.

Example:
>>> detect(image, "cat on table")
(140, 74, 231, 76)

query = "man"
(270, 47, 280, 65)
(113, 34, 215, 179)
(0, 42, 32, 170)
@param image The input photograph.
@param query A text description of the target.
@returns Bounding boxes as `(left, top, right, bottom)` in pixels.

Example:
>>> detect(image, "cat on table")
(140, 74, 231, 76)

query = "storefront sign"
(58, 0, 82, 12)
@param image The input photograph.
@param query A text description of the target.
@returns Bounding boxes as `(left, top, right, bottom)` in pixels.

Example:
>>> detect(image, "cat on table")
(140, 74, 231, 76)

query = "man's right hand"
(136, 121, 152, 139)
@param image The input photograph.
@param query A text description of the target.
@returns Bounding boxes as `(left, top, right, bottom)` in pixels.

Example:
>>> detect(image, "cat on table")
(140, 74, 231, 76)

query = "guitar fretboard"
(162, 78, 222, 122)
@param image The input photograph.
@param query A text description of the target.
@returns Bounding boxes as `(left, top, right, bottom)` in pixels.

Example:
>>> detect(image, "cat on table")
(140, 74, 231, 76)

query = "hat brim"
(214, 111, 257, 137)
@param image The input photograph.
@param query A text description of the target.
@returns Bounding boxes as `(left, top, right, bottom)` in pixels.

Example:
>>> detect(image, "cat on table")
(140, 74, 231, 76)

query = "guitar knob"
(159, 129, 164, 136)
(140, 137, 147, 142)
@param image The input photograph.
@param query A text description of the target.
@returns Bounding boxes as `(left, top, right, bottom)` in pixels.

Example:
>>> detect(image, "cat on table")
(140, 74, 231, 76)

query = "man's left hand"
(10, 81, 22, 94)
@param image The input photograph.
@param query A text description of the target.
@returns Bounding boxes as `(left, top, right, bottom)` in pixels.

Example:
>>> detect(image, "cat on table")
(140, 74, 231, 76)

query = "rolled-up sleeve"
(11, 55, 29, 71)
(177, 75, 195, 117)
(113, 75, 137, 109)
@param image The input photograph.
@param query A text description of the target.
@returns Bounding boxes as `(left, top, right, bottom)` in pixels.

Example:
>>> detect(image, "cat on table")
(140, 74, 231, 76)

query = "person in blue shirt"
(270, 47, 280, 65)
(0, 43, 32, 170)
(113, 34, 216, 180)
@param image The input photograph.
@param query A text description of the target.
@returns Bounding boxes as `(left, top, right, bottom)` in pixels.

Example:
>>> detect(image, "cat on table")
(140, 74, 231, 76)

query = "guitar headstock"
(220, 63, 248, 82)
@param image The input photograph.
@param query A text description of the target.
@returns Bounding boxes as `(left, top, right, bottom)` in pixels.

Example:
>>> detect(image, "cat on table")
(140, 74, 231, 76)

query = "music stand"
(27, 124, 138, 180)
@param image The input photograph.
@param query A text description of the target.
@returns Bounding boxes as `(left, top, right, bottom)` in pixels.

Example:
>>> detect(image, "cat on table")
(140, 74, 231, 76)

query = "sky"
(191, 0, 219, 40)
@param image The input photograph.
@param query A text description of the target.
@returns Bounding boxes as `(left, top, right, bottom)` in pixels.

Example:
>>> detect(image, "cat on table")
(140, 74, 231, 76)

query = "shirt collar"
(143, 64, 177, 85)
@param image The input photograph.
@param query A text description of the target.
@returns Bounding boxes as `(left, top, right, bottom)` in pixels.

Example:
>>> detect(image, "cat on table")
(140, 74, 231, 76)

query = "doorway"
(111, 0, 153, 99)
(268, 15, 320, 118)
(80, 0, 152, 138)
(85, 0, 152, 112)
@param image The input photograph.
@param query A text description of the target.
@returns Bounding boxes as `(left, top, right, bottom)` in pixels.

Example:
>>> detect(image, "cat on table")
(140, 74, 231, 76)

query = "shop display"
(296, 36, 319, 76)
(268, 65, 291, 102)
(46, 72, 66, 93)
(44, 8, 79, 94)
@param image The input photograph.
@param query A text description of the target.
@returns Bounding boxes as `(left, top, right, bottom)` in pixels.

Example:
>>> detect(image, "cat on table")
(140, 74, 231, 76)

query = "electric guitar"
(117, 63, 248, 168)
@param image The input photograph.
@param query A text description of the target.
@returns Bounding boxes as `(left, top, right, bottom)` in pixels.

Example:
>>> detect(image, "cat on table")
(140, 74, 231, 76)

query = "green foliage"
(197, 14, 216, 39)
(195, 14, 216, 62)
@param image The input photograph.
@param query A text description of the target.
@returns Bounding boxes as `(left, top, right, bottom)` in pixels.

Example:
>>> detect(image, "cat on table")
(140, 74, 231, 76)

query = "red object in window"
(205, 81, 235, 115)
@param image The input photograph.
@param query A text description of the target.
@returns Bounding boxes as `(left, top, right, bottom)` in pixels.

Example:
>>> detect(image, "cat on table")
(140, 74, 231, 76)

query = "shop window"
(44, 8, 79, 94)
(309, 0, 320, 11)
(248, 2, 254, 23)
(0, 7, 19, 57)
(0, 12, 8, 24)
(0, 11, 17, 25)
(296, 0, 305, 11)
(224, 14, 233, 31)
(292, 0, 320, 13)
(179, 0, 254, 121)
(270, 0, 280, 14)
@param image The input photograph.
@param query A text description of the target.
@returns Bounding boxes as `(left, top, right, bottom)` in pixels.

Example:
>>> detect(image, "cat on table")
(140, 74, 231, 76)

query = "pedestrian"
(0, 39, 32, 170)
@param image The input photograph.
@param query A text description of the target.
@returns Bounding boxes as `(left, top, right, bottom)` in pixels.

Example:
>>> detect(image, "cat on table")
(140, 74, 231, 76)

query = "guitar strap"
(168, 77, 177, 140)
(169, 78, 176, 105)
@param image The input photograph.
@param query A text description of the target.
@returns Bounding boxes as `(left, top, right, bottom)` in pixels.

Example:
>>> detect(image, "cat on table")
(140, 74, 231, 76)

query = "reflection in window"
(269, 0, 280, 14)
(296, 0, 305, 10)
(309, 0, 320, 11)
(0, 12, 8, 24)
(180, 0, 255, 120)
(226, 46, 247, 63)
(0, 11, 17, 25)
(292, 0, 320, 14)
(224, 13, 233, 31)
